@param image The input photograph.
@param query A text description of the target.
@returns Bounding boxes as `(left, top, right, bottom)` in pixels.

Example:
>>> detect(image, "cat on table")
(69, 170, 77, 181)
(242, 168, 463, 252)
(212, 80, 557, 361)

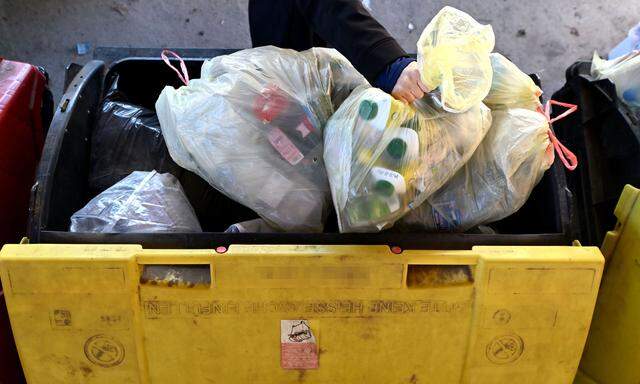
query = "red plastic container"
(0, 58, 47, 383)
(0, 286, 23, 383)
(0, 58, 46, 244)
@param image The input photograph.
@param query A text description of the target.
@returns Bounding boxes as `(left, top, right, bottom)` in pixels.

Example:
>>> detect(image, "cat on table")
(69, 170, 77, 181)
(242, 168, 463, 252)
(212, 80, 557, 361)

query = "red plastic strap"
(161, 49, 190, 86)
(548, 129, 578, 170)
(542, 100, 578, 124)
(537, 100, 579, 171)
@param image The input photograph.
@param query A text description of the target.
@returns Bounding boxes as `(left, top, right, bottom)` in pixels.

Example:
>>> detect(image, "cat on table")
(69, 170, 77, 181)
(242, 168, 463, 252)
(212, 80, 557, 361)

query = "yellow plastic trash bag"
(484, 53, 543, 111)
(401, 105, 576, 232)
(324, 85, 492, 232)
(417, 6, 495, 113)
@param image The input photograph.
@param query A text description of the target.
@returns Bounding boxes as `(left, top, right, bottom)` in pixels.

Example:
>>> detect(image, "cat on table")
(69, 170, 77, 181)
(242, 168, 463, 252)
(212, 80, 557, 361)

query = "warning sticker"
(281, 320, 318, 370)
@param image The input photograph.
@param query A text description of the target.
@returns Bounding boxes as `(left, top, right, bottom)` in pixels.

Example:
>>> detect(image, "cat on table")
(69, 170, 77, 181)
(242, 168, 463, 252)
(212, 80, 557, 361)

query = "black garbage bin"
(26, 49, 576, 249)
(552, 61, 640, 246)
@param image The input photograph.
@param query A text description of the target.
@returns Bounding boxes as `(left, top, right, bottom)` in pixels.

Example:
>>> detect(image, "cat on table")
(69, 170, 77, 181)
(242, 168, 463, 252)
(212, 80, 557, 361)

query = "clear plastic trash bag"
(70, 171, 202, 233)
(156, 47, 367, 232)
(401, 108, 553, 231)
(484, 53, 542, 111)
(417, 6, 495, 113)
(224, 218, 278, 233)
(315, 48, 371, 109)
(324, 85, 492, 232)
(592, 50, 640, 108)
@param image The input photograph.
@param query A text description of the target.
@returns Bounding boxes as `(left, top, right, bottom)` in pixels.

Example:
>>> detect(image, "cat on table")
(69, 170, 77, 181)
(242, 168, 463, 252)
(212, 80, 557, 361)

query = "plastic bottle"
(344, 95, 418, 229)
(345, 167, 408, 227)
(379, 128, 420, 173)
(369, 167, 407, 198)
(609, 22, 640, 60)
(253, 84, 322, 166)
(622, 87, 640, 107)
(347, 194, 398, 227)
(357, 96, 414, 134)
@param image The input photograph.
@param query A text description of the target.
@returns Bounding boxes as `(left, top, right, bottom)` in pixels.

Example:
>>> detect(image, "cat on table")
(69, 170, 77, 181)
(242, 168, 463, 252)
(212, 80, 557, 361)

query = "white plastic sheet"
(70, 171, 202, 233)
(592, 50, 640, 108)
(224, 218, 278, 233)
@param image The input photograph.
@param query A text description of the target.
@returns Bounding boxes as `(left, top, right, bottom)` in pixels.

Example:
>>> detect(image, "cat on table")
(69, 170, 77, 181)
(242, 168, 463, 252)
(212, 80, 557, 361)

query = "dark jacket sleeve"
(294, 0, 408, 83)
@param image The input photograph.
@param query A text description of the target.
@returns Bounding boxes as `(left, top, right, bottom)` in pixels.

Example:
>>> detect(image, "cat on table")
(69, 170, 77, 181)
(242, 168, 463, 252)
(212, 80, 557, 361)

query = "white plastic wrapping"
(484, 53, 543, 111)
(224, 218, 278, 233)
(324, 85, 492, 232)
(401, 109, 553, 231)
(70, 171, 202, 233)
(418, 6, 495, 113)
(591, 50, 640, 108)
(156, 47, 367, 232)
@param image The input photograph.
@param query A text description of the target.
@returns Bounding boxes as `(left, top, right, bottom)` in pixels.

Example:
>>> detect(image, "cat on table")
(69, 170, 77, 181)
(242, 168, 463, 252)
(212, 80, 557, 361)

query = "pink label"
(295, 122, 311, 138)
(295, 117, 314, 138)
(281, 320, 318, 370)
(267, 128, 304, 165)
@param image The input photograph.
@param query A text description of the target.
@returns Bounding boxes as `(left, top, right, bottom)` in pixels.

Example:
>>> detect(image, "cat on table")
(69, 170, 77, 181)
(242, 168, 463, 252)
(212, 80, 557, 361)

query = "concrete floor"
(1, 0, 639, 102)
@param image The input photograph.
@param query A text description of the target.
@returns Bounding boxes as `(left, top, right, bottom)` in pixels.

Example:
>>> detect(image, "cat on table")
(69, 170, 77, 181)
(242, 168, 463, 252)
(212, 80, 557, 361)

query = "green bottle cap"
(358, 100, 378, 120)
(386, 138, 407, 160)
(374, 180, 395, 197)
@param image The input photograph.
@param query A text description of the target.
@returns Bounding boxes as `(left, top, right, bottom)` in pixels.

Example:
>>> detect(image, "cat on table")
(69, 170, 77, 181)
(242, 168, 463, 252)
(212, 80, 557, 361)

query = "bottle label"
(370, 167, 406, 195)
(267, 127, 305, 165)
(254, 84, 289, 123)
(371, 167, 403, 182)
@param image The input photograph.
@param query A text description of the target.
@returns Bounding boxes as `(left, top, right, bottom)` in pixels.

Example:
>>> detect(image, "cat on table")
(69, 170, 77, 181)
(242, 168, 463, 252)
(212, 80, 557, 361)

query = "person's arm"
(294, 0, 403, 82)
(294, 0, 429, 103)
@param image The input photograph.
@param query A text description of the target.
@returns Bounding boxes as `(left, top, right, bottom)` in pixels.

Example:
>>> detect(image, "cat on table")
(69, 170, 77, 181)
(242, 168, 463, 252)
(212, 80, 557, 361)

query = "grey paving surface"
(1, 0, 639, 102)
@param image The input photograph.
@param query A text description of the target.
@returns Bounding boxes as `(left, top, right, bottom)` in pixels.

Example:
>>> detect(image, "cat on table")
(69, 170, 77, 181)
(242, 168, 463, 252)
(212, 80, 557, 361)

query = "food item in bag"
(401, 108, 553, 231)
(484, 53, 542, 111)
(417, 6, 495, 113)
(324, 86, 492, 232)
(253, 83, 323, 167)
(156, 47, 367, 232)
(70, 171, 202, 233)
(89, 75, 183, 194)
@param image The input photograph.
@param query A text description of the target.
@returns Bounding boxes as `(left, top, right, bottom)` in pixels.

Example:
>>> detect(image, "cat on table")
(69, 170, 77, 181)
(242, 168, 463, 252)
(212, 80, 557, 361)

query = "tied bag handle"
(161, 49, 190, 86)
(538, 100, 579, 171)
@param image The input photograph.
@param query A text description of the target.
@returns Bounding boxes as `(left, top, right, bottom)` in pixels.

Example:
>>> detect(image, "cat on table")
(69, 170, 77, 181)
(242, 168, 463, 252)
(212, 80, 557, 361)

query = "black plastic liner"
(88, 65, 257, 231)
(88, 74, 183, 194)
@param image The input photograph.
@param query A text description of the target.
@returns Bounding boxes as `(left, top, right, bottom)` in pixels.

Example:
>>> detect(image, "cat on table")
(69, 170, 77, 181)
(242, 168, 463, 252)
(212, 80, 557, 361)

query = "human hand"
(391, 61, 431, 104)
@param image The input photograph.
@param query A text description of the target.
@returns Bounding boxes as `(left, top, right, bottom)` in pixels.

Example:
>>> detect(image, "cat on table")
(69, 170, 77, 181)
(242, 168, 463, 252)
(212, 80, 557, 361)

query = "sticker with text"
(281, 320, 318, 370)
